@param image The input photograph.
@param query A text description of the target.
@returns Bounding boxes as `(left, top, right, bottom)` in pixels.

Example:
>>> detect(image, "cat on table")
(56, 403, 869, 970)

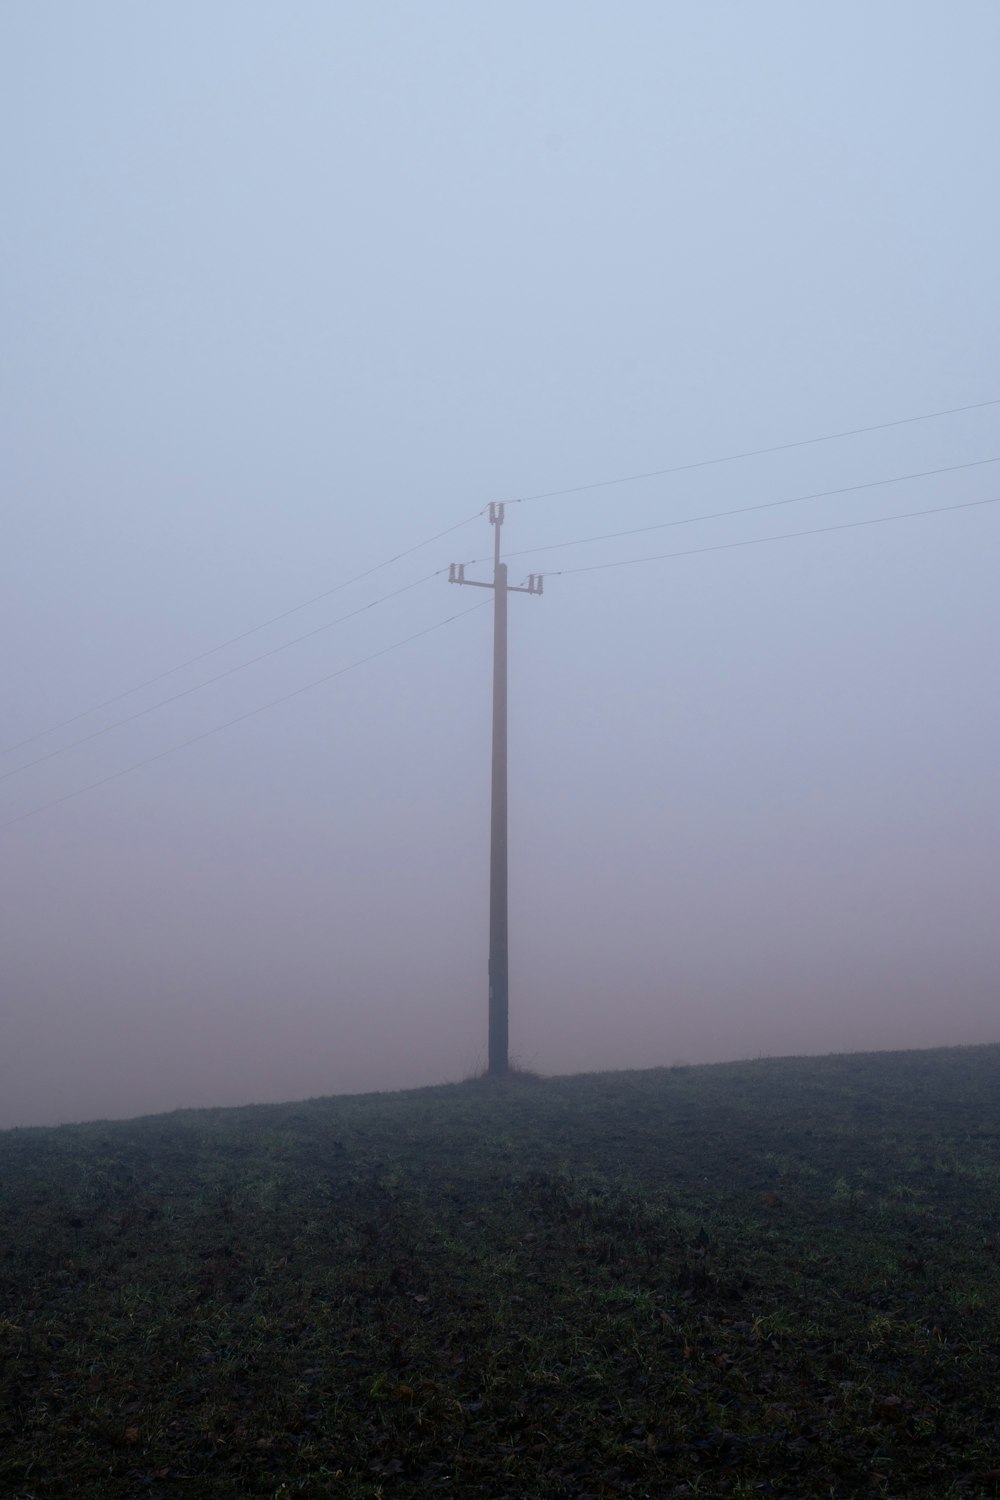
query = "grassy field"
(2, 1046, 1000, 1499)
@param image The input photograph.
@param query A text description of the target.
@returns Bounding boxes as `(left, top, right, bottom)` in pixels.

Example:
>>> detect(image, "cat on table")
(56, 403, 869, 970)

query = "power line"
(6, 493, 995, 832)
(22, 486, 979, 794)
(1, 508, 483, 760)
(509, 397, 1000, 505)
(467, 455, 1000, 567)
(9, 395, 996, 760)
(1, 570, 444, 784)
(0, 599, 490, 833)
(546, 494, 1000, 577)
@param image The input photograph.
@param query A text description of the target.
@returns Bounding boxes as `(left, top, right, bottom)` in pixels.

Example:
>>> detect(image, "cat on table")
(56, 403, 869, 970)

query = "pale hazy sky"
(3, 2, 998, 1127)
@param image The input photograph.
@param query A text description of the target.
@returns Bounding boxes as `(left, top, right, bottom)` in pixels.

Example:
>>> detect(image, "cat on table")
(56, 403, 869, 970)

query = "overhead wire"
(542, 494, 1000, 578)
(462, 455, 1000, 568)
(14, 455, 990, 787)
(1, 569, 446, 783)
(0, 598, 491, 832)
(1, 507, 484, 759)
(508, 396, 999, 504)
(6, 488, 992, 831)
(8, 395, 995, 761)
(7, 395, 998, 824)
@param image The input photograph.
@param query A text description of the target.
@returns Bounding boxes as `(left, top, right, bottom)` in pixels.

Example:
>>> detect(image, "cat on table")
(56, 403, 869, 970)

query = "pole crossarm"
(448, 561, 543, 595)
(445, 501, 543, 1075)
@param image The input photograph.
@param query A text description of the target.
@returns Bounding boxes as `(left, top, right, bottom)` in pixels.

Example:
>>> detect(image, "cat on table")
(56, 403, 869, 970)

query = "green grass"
(3, 1046, 1000, 1498)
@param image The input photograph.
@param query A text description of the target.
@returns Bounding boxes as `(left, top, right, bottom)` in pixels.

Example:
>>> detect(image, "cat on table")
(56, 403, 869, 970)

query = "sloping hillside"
(2, 1046, 999, 1497)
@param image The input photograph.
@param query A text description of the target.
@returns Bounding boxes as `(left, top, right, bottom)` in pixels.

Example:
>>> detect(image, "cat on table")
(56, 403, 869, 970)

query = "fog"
(3, 3, 998, 1128)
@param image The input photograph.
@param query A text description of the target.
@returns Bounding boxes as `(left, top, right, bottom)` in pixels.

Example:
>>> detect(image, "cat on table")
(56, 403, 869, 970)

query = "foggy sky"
(3, 2, 998, 1128)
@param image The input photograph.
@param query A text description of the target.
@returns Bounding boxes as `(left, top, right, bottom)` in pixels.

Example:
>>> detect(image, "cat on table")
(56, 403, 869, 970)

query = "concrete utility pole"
(449, 503, 543, 1075)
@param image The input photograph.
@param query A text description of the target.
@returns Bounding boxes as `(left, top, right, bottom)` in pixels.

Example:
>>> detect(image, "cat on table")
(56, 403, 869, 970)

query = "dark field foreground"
(2, 1048, 1000, 1499)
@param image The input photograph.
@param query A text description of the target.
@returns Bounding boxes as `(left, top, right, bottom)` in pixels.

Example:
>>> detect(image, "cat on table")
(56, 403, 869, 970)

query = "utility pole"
(449, 504, 543, 1075)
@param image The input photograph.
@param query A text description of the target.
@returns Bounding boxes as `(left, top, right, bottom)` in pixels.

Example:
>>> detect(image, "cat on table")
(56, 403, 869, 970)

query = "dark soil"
(2, 1045, 1000, 1498)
